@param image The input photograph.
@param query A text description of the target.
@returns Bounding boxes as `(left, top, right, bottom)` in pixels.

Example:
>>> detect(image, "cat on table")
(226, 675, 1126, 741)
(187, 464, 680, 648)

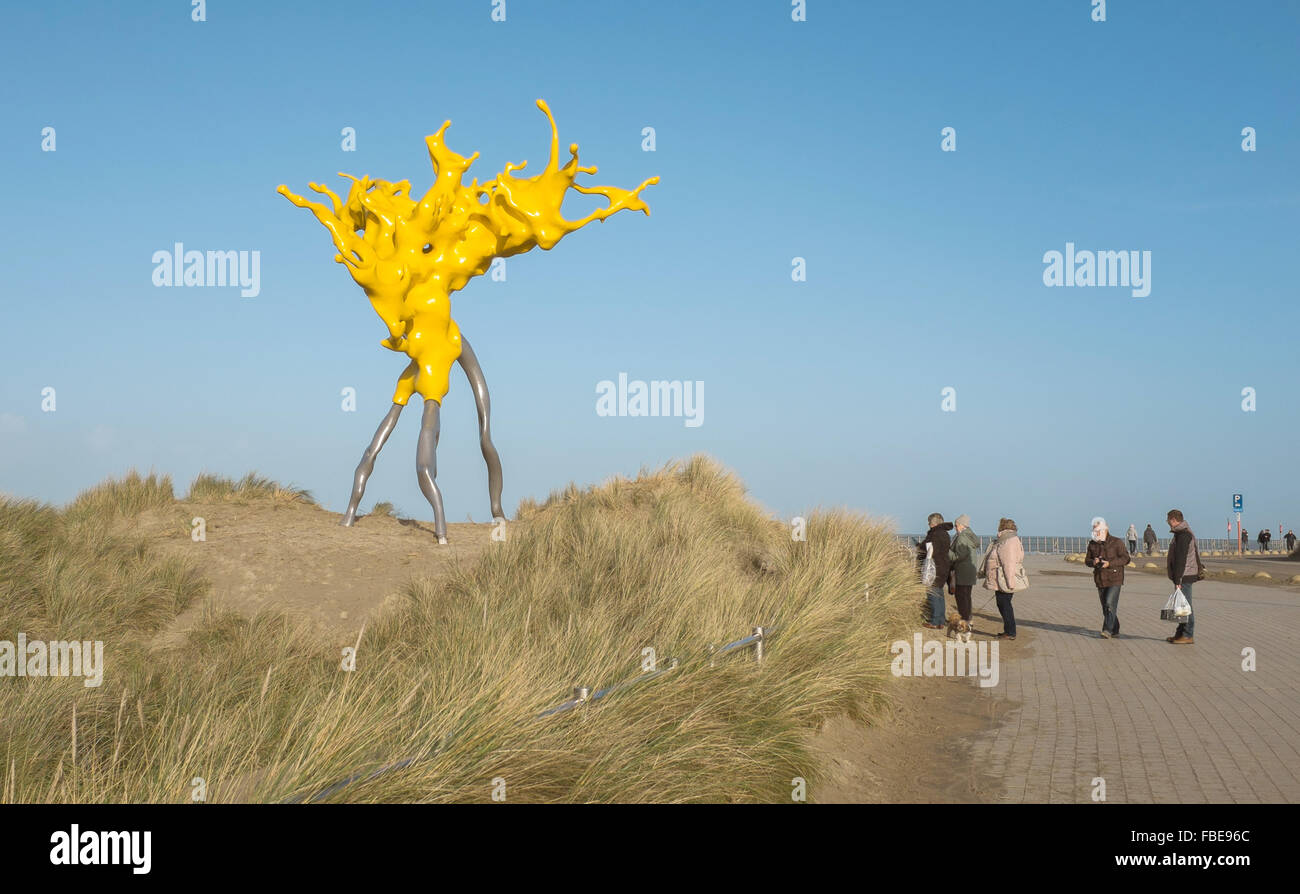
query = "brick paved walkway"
(965, 556, 1300, 803)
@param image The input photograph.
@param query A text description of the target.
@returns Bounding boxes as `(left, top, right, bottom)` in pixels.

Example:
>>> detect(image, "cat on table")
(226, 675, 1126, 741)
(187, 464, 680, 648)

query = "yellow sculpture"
(278, 100, 658, 543)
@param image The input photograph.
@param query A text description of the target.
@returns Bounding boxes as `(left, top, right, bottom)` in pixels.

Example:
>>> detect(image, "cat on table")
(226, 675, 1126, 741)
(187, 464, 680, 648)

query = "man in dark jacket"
(1085, 517, 1130, 638)
(916, 513, 953, 629)
(1165, 509, 1201, 644)
(1261, 529, 1272, 552)
(1286, 530, 1297, 553)
(1143, 524, 1157, 555)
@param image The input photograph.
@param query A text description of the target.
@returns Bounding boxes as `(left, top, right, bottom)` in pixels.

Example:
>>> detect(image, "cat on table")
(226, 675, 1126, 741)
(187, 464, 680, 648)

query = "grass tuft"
(186, 472, 315, 506)
(65, 471, 174, 521)
(369, 501, 398, 518)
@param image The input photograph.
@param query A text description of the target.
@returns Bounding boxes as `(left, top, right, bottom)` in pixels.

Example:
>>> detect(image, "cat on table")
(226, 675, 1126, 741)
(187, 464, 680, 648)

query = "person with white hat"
(1084, 516, 1131, 639)
(948, 514, 979, 626)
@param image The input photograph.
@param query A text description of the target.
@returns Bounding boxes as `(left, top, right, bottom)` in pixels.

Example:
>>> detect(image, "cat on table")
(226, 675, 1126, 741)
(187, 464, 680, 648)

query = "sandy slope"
(132, 500, 501, 646)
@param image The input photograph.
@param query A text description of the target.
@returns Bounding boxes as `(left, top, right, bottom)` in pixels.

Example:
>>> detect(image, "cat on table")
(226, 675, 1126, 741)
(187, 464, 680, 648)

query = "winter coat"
(1126, 525, 1138, 542)
(1085, 534, 1131, 588)
(949, 527, 980, 586)
(1143, 526, 1157, 546)
(981, 530, 1024, 592)
(1167, 524, 1203, 585)
(916, 522, 954, 586)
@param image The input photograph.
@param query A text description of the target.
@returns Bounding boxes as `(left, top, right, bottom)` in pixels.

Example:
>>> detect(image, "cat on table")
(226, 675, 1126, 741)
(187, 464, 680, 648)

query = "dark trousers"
(995, 590, 1016, 636)
(1097, 585, 1121, 635)
(953, 584, 973, 621)
(1127, 539, 1137, 554)
(1174, 580, 1195, 638)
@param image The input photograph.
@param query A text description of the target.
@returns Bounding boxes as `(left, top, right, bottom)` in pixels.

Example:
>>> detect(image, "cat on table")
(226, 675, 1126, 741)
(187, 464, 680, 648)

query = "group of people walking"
(1123, 523, 1159, 555)
(1128, 519, 1159, 556)
(916, 509, 1204, 645)
(916, 513, 1027, 641)
(1249, 528, 1297, 552)
(1125, 522, 1295, 555)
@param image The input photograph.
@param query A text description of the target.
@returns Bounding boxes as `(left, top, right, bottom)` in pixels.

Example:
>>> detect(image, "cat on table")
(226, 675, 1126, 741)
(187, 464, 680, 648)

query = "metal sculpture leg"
(340, 402, 404, 526)
(415, 398, 448, 544)
(457, 336, 505, 520)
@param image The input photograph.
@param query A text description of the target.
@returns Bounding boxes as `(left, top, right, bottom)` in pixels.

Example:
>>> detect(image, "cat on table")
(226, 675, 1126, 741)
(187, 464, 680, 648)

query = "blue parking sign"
(1233, 493, 1243, 511)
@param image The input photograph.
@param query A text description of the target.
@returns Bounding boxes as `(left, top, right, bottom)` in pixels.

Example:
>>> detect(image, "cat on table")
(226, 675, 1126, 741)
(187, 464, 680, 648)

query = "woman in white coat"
(982, 517, 1026, 640)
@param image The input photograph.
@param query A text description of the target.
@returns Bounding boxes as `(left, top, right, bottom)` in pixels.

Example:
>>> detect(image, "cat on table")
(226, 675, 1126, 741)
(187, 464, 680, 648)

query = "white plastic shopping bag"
(921, 542, 937, 587)
(1160, 586, 1191, 621)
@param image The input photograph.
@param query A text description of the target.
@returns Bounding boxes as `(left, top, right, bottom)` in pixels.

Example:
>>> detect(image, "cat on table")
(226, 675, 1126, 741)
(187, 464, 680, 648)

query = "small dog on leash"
(945, 614, 973, 643)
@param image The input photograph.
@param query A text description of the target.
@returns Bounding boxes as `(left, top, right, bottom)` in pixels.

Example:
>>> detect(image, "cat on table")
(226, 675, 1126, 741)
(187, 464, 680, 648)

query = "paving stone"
(964, 556, 1300, 803)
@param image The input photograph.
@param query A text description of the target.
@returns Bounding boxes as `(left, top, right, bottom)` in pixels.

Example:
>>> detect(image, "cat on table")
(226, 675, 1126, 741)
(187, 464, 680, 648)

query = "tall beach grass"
(0, 457, 920, 802)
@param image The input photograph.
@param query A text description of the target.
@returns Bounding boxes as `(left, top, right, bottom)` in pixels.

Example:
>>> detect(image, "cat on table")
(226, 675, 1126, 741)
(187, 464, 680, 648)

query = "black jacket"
(1167, 527, 1202, 586)
(917, 523, 954, 585)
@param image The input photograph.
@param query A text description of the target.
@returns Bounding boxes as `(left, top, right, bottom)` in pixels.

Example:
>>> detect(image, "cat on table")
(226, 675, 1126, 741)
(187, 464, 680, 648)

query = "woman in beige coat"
(981, 517, 1026, 640)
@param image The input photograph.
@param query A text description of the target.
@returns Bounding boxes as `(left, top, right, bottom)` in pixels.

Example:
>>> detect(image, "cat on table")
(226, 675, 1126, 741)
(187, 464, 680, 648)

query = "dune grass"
(368, 501, 398, 518)
(0, 480, 209, 803)
(186, 472, 315, 506)
(64, 470, 175, 522)
(1, 456, 920, 802)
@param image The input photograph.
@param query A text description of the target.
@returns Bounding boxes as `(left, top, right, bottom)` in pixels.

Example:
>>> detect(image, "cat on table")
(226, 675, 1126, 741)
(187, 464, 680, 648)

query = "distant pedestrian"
(1085, 517, 1130, 639)
(1143, 524, 1157, 555)
(1165, 510, 1203, 645)
(948, 514, 979, 625)
(1260, 529, 1271, 552)
(980, 517, 1026, 640)
(1126, 524, 1138, 555)
(916, 513, 954, 629)
(1286, 530, 1297, 553)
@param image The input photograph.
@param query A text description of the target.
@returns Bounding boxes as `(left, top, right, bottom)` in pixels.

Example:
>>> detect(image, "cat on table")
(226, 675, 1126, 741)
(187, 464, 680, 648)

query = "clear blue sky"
(1, 0, 1296, 536)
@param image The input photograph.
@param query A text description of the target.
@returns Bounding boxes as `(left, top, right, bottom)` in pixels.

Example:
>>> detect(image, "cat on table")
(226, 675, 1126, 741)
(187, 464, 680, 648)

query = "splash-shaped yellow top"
(278, 100, 658, 405)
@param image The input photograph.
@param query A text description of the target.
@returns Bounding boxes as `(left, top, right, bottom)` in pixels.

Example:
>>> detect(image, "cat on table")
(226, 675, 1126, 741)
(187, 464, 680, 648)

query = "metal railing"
(900, 534, 1093, 554)
(1139, 537, 1294, 554)
(898, 534, 1297, 555)
(282, 625, 772, 803)
(537, 625, 768, 717)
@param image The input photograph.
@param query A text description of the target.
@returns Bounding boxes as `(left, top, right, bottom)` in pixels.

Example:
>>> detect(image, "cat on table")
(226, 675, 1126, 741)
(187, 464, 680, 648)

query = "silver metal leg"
(415, 398, 448, 543)
(457, 335, 505, 520)
(340, 402, 404, 526)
